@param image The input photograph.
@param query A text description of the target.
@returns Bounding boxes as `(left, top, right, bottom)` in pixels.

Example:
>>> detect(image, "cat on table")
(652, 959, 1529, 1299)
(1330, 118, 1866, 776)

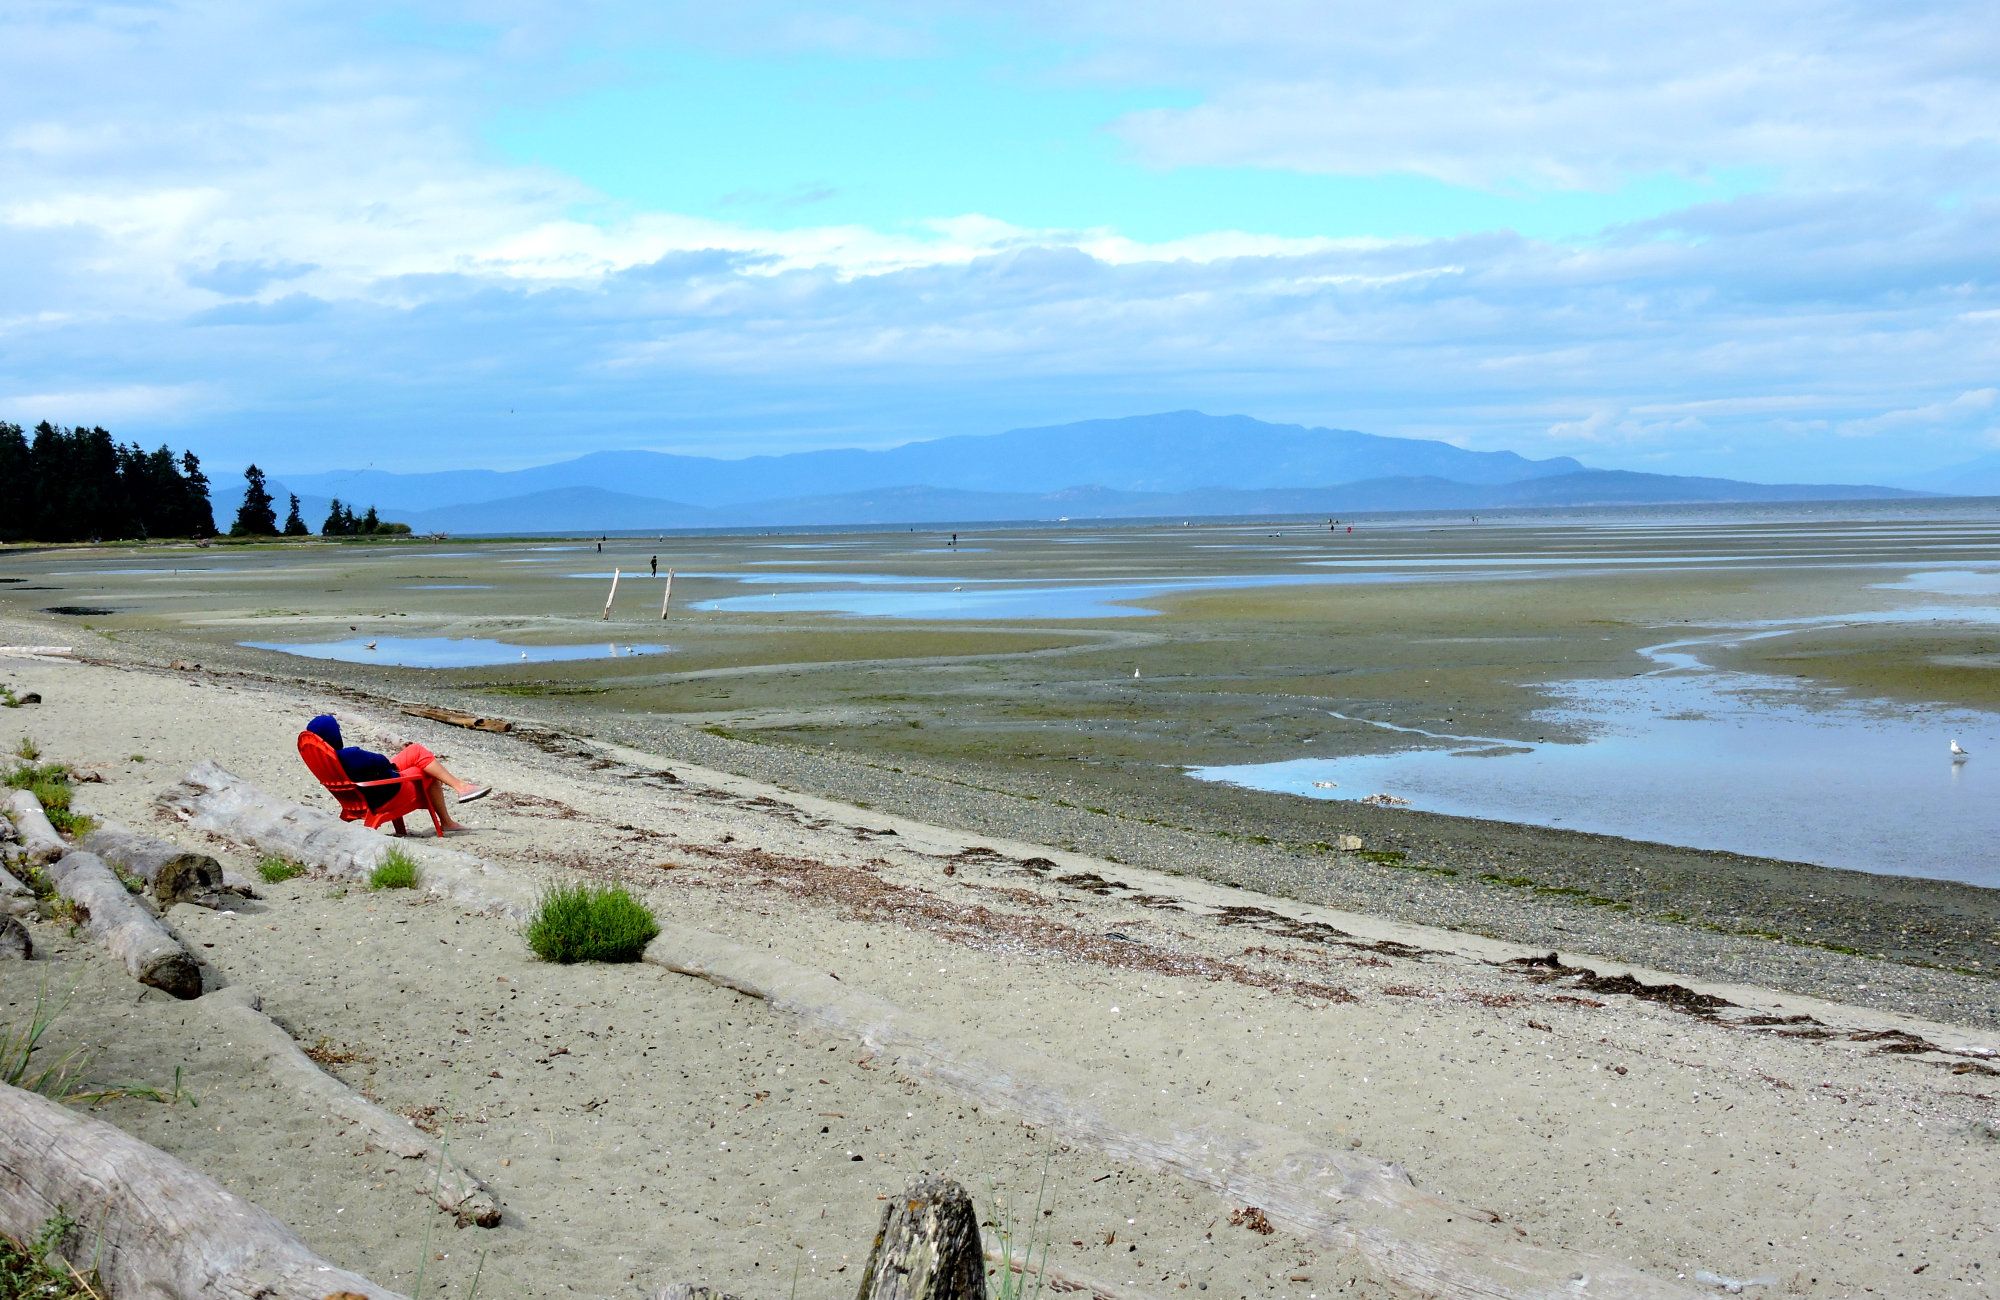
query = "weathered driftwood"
(855, 1178, 985, 1300)
(82, 822, 234, 907)
(653, 1287, 746, 1300)
(0, 1081, 405, 1299)
(645, 925, 1702, 1300)
(198, 987, 501, 1227)
(45, 850, 203, 999)
(160, 762, 536, 919)
(3, 789, 65, 867)
(401, 704, 510, 733)
(0, 914, 28, 960)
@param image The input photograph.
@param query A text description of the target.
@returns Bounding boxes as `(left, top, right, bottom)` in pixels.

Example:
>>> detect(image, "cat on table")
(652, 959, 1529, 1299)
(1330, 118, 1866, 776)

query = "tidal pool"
(1191, 622, 2000, 886)
(241, 636, 669, 668)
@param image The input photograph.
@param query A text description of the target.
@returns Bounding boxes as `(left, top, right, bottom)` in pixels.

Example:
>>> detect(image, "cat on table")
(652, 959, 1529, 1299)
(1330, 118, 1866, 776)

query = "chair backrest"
(297, 731, 368, 818)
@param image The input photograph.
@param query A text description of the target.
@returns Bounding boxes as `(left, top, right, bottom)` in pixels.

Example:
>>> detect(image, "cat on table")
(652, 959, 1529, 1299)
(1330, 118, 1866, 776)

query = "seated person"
(305, 714, 490, 833)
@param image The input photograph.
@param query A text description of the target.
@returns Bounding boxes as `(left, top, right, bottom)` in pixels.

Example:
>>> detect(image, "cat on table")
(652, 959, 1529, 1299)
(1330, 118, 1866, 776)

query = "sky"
(2, 0, 1998, 483)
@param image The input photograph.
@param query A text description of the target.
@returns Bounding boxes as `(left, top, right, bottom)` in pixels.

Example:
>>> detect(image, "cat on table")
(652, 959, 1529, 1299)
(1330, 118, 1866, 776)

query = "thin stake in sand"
(601, 567, 620, 620)
(660, 569, 674, 619)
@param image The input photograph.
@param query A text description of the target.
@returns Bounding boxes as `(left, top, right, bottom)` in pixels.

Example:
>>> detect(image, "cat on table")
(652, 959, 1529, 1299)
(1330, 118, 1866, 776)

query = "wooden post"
(660, 569, 675, 619)
(603, 567, 621, 620)
(855, 1177, 985, 1300)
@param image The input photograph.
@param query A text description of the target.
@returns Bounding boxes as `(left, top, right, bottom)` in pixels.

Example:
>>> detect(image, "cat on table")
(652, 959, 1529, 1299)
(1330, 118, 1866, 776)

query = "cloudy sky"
(3, 1, 1997, 481)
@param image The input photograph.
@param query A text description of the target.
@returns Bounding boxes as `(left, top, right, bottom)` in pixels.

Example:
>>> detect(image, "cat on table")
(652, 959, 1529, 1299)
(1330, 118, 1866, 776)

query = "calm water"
(1192, 616, 2000, 885)
(241, 636, 669, 668)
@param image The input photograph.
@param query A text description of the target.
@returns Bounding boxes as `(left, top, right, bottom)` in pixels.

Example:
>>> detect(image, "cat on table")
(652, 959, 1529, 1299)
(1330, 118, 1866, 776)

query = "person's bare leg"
(423, 779, 465, 833)
(420, 759, 480, 797)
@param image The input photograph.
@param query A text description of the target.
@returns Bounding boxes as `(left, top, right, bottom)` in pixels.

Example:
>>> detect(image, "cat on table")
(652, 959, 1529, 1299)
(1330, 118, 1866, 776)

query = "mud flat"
(2, 588, 1998, 1298)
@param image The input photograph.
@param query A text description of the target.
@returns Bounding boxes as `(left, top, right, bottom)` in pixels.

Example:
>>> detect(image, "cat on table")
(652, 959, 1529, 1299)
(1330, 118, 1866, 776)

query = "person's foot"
(456, 786, 491, 804)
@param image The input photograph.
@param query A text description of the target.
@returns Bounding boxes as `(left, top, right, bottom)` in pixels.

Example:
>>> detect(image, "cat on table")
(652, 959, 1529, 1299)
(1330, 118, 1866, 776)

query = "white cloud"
(1839, 388, 2000, 438)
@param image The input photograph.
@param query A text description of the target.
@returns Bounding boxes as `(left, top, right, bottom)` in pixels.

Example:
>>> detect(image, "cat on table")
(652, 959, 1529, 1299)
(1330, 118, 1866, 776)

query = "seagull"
(1951, 738, 1970, 760)
(1132, 668, 1141, 678)
(364, 640, 377, 650)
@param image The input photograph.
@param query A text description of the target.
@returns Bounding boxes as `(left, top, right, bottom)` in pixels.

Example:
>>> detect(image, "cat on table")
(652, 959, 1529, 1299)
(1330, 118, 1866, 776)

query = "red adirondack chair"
(296, 731, 443, 837)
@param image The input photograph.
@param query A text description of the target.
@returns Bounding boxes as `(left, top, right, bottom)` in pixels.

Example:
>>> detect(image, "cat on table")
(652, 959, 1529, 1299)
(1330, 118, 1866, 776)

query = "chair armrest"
(351, 773, 424, 789)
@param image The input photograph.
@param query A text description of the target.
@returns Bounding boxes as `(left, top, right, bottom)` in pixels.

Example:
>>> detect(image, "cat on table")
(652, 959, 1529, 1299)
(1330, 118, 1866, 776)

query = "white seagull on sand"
(1951, 738, 1970, 760)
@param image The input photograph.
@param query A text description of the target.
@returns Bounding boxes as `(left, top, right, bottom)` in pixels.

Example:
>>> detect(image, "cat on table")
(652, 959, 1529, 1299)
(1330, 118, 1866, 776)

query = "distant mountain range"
(1902, 451, 2000, 496)
(233, 411, 1924, 534)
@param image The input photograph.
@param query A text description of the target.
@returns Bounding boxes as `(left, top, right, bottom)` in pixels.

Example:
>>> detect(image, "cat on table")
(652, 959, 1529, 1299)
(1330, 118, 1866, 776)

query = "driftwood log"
(401, 704, 510, 733)
(0, 914, 28, 960)
(198, 987, 501, 1227)
(4, 789, 66, 867)
(855, 1178, 986, 1300)
(161, 762, 536, 918)
(0, 1081, 405, 1299)
(82, 822, 235, 907)
(45, 850, 203, 999)
(653, 1288, 745, 1300)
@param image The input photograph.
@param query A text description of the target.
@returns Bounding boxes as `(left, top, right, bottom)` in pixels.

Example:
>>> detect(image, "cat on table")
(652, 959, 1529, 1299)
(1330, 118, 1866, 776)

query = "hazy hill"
(267, 410, 1925, 534)
(1903, 453, 2000, 496)
(280, 411, 1585, 514)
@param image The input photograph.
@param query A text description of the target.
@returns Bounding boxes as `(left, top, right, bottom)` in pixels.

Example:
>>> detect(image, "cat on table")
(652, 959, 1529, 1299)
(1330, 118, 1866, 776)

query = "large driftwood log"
(855, 1178, 985, 1300)
(646, 926, 1703, 1300)
(198, 987, 501, 1227)
(82, 822, 232, 906)
(4, 789, 65, 867)
(160, 763, 535, 919)
(0, 1081, 405, 1299)
(45, 850, 203, 999)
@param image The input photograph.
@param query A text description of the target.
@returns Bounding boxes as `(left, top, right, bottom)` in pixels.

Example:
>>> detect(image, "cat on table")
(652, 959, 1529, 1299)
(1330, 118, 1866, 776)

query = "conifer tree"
(180, 451, 215, 537)
(230, 464, 279, 536)
(321, 498, 349, 536)
(360, 505, 380, 534)
(283, 494, 308, 536)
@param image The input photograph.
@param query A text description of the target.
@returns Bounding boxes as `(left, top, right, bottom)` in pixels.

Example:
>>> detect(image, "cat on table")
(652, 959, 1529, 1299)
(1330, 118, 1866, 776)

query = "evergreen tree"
(0, 423, 30, 543)
(321, 498, 349, 536)
(360, 505, 380, 535)
(180, 451, 215, 537)
(230, 463, 279, 536)
(283, 494, 308, 536)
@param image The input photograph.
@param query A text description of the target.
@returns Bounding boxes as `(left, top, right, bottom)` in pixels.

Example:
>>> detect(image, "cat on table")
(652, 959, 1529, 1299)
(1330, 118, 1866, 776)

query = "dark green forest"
(2, 422, 400, 543)
(0, 421, 215, 543)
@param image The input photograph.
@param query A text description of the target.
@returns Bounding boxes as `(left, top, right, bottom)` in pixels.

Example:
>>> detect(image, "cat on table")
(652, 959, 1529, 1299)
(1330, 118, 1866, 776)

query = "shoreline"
(3, 614, 1997, 1297)
(25, 604, 1990, 1029)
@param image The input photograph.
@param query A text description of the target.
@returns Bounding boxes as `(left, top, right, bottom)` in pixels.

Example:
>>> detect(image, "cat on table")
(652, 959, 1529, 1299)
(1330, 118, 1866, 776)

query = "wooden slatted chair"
(296, 731, 443, 837)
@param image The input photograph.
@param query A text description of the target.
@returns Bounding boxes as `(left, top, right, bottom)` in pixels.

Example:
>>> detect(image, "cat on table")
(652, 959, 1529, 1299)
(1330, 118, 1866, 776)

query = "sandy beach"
(3, 602, 1997, 1299)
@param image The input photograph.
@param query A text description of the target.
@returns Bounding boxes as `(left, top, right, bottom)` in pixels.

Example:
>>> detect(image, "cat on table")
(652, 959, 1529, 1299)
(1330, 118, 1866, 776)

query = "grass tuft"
(368, 849, 419, 891)
(3, 980, 197, 1109)
(256, 856, 306, 884)
(523, 881, 659, 964)
(0, 1213, 105, 1299)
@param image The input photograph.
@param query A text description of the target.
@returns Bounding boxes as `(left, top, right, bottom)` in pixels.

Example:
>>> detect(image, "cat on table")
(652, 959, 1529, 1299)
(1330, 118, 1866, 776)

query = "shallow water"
(241, 636, 669, 668)
(1192, 620, 2000, 885)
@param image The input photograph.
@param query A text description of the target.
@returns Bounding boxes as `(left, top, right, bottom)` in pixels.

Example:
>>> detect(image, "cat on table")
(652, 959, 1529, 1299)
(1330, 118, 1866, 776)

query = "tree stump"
(855, 1177, 986, 1300)
(83, 823, 230, 906)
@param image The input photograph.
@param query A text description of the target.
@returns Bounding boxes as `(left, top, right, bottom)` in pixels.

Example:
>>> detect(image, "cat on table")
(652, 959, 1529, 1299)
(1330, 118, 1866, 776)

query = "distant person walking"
(596, 541, 602, 553)
(650, 555, 658, 577)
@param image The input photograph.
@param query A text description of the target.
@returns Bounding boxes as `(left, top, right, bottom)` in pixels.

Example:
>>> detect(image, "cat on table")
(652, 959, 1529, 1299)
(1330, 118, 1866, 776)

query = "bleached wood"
(644, 925, 1702, 1300)
(4, 789, 65, 866)
(82, 822, 228, 906)
(0, 1081, 405, 1299)
(159, 762, 535, 919)
(0, 914, 28, 960)
(46, 850, 202, 999)
(197, 987, 501, 1227)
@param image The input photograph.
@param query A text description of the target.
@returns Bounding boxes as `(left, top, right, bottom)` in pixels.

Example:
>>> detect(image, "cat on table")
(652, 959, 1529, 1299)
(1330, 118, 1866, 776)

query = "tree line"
(1, 421, 215, 543)
(2, 421, 401, 544)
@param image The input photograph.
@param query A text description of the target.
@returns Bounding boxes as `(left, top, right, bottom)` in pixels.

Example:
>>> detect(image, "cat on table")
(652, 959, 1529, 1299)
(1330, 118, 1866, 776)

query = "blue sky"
(2, 0, 1997, 483)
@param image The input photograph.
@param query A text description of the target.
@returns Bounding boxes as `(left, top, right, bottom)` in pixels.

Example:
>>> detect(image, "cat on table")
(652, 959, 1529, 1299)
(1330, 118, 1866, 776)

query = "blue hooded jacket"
(307, 714, 401, 808)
